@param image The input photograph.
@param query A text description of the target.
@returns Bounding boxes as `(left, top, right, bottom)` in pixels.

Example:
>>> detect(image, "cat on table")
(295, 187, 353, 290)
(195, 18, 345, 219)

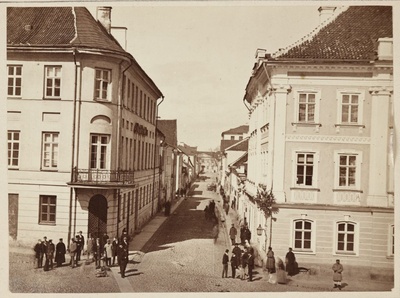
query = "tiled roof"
(221, 125, 249, 136)
(226, 139, 248, 152)
(275, 6, 392, 61)
(230, 152, 248, 168)
(220, 140, 239, 152)
(158, 120, 177, 147)
(7, 7, 127, 56)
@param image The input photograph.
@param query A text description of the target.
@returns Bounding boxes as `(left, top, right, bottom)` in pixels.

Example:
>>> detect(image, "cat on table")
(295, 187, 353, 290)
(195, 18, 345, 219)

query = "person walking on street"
(55, 238, 66, 267)
(232, 243, 242, 268)
(266, 246, 275, 273)
(69, 238, 77, 268)
(118, 236, 129, 278)
(94, 238, 102, 268)
(76, 231, 84, 262)
(86, 234, 95, 262)
(47, 239, 55, 270)
(212, 224, 219, 244)
(240, 249, 248, 280)
(332, 259, 343, 290)
(230, 252, 238, 278)
(112, 237, 118, 266)
(285, 247, 296, 276)
(229, 224, 237, 245)
(240, 226, 246, 245)
(247, 250, 255, 282)
(222, 249, 229, 278)
(34, 239, 43, 269)
(104, 239, 113, 267)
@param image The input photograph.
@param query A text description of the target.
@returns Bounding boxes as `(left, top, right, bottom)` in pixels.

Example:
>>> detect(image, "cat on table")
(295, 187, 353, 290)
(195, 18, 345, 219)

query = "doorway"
(88, 195, 107, 239)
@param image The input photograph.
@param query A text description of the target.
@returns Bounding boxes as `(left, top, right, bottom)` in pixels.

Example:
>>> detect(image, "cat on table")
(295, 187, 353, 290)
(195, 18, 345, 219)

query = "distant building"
(242, 6, 394, 277)
(7, 7, 164, 244)
(197, 151, 218, 173)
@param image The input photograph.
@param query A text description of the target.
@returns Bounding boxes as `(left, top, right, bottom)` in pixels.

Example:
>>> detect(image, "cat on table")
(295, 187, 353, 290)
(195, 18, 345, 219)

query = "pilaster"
(367, 87, 392, 207)
(270, 85, 291, 203)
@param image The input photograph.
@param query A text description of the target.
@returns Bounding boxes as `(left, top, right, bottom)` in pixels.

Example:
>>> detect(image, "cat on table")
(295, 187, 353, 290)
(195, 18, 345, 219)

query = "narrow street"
(122, 173, 305, 292)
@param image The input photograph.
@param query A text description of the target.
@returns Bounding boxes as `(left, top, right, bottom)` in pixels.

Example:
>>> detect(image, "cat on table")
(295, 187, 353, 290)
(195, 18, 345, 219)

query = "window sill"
(43, 97, 61, 100)
(7, 96, 22, 99)
(291, 122, 322, 133)
(94, 98, 111, 102)
(333, 188, 363, 193)
(39, 222, 56, 226)
(290, 187, 320, 192)
(41, 169, 59, 172)
(334, 124, 365, 128)
(292, 250, 315, 255)
(334, 252, 357, 256)
(8, 168, 19, 170)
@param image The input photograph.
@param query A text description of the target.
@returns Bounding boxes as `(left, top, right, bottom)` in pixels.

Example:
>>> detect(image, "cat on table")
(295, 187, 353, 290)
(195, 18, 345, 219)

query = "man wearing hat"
(76, 231, 85, 262)
(47, 239, 55, 270)
(69, 238, 77, 268)
(332, 259, 343, 290)
(232, 243, 242, 269)
(42, 236, 49, 268)
(117, 236, 129, 278)
(229, 223, 237, 245)
(34, 239, 44, 269)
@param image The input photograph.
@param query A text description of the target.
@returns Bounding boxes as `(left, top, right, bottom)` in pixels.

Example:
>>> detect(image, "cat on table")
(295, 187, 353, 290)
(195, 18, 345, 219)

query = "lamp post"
(257, 223, 267, 251)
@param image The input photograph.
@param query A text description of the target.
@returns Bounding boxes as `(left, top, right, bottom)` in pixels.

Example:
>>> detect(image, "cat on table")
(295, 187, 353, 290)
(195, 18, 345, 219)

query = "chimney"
(318, 6, 336, 24)
(377, 38, 393, 60)
(97, 6, 112, 34)
(111, 27, 128, 50)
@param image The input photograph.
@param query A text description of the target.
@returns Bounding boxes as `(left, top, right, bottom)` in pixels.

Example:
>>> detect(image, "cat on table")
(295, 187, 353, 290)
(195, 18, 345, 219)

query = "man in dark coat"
(42, 236, 49, 270)
(240, 226, 246, 245)
(232, 243, 242, 268)
(112, 237, 119, 266)
(222, 249, 229, 278)
(229, 224, 237, 245)
(55, 238, 66, 267)
(247, 250, 255, 282)
(34, 239, 43, 268)
(285, 247, 296, 276)
(230, 252, 238, 278)
(118, 236, 129, 278)
(47, 239, 55, 270)
(76, 231, 84, 262)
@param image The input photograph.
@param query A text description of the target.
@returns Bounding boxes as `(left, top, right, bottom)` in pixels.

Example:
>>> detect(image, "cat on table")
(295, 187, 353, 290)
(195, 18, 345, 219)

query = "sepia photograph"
(3, 0, 398, 296)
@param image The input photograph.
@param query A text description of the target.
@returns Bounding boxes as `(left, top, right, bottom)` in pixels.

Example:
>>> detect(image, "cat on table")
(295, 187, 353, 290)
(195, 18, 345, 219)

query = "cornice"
(286, 134, 370, 144)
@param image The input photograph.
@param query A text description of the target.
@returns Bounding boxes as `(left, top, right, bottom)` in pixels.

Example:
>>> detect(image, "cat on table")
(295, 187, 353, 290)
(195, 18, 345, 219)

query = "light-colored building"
(242, 6, 394, 277)
(7, 7, 164, 245)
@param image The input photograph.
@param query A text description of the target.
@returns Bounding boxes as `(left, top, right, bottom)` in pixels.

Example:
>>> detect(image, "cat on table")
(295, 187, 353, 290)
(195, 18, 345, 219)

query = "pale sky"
(91, 3, 321, 151)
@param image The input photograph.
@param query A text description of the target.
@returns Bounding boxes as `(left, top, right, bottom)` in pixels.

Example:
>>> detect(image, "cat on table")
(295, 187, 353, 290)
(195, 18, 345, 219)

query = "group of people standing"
(34, 236, 66, 270)
(222, 243, 255, 281)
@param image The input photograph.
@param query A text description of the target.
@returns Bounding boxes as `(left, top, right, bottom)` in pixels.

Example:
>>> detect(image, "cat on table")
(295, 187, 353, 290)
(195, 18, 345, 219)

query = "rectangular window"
(44, 66, 61, 98)
(127, 78, 130, 108)
(94, 68, 111, 100)
(131, 82, 134, 111)
(339, 155, 356, 187)
(298, 93, 315, 122)
(8, 131, 20, 168)
(390, 225, 395, 256)
(39, 195, 56, 224)
(140, 90, 143, 118)
(341, 94, 359, 123)
(135, 86, 139, 114)
(90, 134, 110, 169)
(42, 132, 59, 170)
(293, 220, 313, 251)
(296, 153, 314, 186)
(144, 94, 147, 121)
(337, 222, 356, 253)
(122, 193, 126, 220)
(8, 65, 22, 97)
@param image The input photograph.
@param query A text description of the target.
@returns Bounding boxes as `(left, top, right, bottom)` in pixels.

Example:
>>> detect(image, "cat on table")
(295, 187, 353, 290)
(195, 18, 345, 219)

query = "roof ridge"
(272, 6, 349, 59)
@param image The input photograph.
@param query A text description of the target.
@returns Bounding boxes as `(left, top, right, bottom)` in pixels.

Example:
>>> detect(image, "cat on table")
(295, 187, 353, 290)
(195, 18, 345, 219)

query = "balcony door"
(89, 134, 110, 181)
(88, 195, 107, 239)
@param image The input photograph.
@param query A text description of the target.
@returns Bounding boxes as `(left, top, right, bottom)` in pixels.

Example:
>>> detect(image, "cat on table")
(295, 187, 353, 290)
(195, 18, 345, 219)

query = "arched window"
(336, 221, 357, 254)
(293, 219, 314, 252)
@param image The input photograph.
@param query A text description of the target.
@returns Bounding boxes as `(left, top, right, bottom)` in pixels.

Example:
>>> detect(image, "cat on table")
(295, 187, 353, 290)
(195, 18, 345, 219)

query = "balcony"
(69, 168, 136, 188)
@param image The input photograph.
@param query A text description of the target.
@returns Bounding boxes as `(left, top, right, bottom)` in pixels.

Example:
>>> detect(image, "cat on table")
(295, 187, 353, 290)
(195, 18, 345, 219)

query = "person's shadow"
(124, 268, 143, 277)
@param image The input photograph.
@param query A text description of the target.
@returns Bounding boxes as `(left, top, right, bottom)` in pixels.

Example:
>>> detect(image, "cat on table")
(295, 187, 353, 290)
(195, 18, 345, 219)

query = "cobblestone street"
(9, 174, 395, 293)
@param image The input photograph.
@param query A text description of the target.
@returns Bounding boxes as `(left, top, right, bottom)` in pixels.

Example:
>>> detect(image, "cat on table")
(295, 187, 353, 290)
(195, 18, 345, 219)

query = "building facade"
(242, 6, 394, 276)
(7, 7, 164, 245)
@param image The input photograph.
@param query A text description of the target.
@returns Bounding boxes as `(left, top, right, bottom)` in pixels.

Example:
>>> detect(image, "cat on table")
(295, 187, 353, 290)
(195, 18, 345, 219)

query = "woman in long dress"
(266, 246, 275, 273)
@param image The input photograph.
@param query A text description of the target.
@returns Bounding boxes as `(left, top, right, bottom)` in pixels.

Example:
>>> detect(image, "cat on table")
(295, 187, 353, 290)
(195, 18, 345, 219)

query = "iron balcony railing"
(71, 168, 135, 186)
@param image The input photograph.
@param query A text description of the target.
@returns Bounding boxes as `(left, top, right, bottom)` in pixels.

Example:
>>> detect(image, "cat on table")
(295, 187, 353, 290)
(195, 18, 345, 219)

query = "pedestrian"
(240, 249, 248, 280)
(240, 225, 246, 245)
(55, 238, 66, 267)
(212, 224, 219, 244)
(69, 238, 77, 268)
(76, 231, 84, 262)
(94, 238, 102, 268)
(47, 239, 55, 270)
(86, 233, 95, 262)
(230, 252, 238, 278)
(42, 236, 49, 271)
(229, 224, 237, 245)
(247, 249, 255, 282)
(118, 236, 129, 278)
(120, 229, 127, 243)
(33, 239, 43, 269)
(332, 259, 343, 290)
(244, 226, 251, 243)
(104, 239, 112, 267)
(266, 246, 275, 273)
(222, 249, 229, 278)
(232, 243, 242, 268)
(285, 247, 296, 276)
(112, 237, 119, 266)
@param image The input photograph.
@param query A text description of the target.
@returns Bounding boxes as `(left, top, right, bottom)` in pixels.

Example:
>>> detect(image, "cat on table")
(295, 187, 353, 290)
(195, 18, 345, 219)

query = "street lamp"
(257, 224, 265, 237)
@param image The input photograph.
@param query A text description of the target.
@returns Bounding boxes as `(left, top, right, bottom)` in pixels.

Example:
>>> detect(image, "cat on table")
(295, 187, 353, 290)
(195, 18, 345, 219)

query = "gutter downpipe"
(117, 58, 132, 239)
(152, 96, 164, 216)
(68, 48, 78, 248)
